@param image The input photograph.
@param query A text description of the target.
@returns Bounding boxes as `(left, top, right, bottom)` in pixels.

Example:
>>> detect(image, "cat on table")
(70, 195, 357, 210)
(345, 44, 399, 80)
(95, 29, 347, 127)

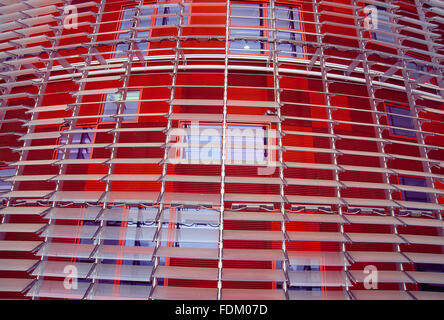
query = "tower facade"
(0, 0, 443, 300)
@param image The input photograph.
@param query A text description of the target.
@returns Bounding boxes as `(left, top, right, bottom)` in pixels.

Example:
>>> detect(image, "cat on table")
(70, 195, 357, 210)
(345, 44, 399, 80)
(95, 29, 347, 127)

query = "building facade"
(0, 0, 443, 300)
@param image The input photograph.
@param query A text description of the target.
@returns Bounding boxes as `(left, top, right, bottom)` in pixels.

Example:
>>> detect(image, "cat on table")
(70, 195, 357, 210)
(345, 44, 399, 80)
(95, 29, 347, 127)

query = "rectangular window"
(0, 167, 15, 192)
(407, 56, 429, 80)
(181, 124, 268, 162)
(155, 4, 184, 26)
(115, 7, 154, 57)
(399, 176, 429, 203)
(230, 3, 265, 54)
(230, 3, 304, 57)
(405, 54, 438, 92)
(102, 90, 140, 122)
(370, 7, 395, 44)
(386, 104, 416, 138)
(271, 6, 304, 57)
(58, 128, 94, 160)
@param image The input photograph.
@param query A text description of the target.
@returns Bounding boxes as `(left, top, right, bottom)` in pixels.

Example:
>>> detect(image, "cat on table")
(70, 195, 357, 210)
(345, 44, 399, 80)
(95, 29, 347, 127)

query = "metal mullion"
(150, 0, 185, 299)
(87, 0, 144, 294)
(216, 0, 230, 301)
(52, 1, 105, 297)
(394, 1, 443, 223)
(392, 3, 440, 210)
(352, 0, 408, 292)
(313, 0, 350, 298)
(406, 1, 444, 100)
(270, 0, 288, 299)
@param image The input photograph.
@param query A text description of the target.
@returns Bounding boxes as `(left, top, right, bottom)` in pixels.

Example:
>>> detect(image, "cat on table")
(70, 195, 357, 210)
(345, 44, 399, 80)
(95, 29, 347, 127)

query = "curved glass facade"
(0, 0, 443, 300)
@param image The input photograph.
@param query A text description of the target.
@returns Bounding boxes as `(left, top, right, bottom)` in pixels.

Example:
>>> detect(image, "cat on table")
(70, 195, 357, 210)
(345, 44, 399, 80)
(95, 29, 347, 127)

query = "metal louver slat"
(92, 245, 155, 261)
(89, 264, 154, 282)
(288, 270, 350, 287)
(26, 280, 90, 299)
(87, 283, 151, 300)
(151, 286, 217, 300)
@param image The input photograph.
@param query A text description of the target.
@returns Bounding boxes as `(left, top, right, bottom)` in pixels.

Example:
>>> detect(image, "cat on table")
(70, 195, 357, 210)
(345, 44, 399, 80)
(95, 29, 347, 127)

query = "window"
(407, 55, 429, 80)
(155, 5, 183, 26)
(271, 6, 304, 57)
(230, 3, 265, 54)
(385, 104, 416, 138)
(230, 3, 304, 57)
(406, 54, 438, 88)
(115, 7, 154, 57)
(369, 7, 395, 44)
(57, 128, 94, 160)
(0, 167, 15, 192)
(102, 90, 140, 122)
(181, 124, 268, 163)
(115, 4, 188, 57)
(399, 176, 429, 203)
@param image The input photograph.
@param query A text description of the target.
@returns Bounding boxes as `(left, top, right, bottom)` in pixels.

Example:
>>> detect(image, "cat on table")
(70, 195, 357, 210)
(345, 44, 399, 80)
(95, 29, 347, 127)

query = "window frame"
(384, 102, 417, 140)
(100, 90, 142, 124)
(229, 2, 306, 58)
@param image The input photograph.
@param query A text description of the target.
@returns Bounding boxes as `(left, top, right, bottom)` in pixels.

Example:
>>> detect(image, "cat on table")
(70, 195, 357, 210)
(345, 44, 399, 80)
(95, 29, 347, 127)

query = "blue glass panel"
(231, 3, 262, 26)
(386, 105, 416, 138)
(399, 176, 429, 203)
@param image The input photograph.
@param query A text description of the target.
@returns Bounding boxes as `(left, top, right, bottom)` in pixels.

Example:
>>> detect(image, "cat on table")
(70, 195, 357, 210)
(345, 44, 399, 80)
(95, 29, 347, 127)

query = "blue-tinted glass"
(386, 105, 416, 138)
(121, 8, 135, 30)
(399, 176, 429, 203)
(371, 9, 395, 43)
(0, 168, 14, 191)
(231, 3, 262, 26)
(58, 129, 92, 159)
(155, 5, 186, 26)
(230, 39, 264, 54)
(230, 24, 264, 54)
(183, 124, 221, 160)
(103, 93, 120, 122)
(407, 59, 428, 80)
(115, 32, 131, 57)
(272, 6, 300, 29)
(122, 91, 139, 121)
(103, 91, 139, 122)
(139, 7, 153, 28)
(182, 124, 267, 161)
(276, 32, 303, 57)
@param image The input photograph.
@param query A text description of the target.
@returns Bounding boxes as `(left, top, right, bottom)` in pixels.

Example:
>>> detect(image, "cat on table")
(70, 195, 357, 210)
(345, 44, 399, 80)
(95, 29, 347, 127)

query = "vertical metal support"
(313, 0, 351, 299)
(399, 0, 443, 222)
(415, 0, 444, 99)
(50, 0, 104, 300)
(269, 0, 288, 299)
(151, 0, 185, 297)
(353, 0, 407, 291)
(217, 0, 231, 301)
(87, 0, 142, 295)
